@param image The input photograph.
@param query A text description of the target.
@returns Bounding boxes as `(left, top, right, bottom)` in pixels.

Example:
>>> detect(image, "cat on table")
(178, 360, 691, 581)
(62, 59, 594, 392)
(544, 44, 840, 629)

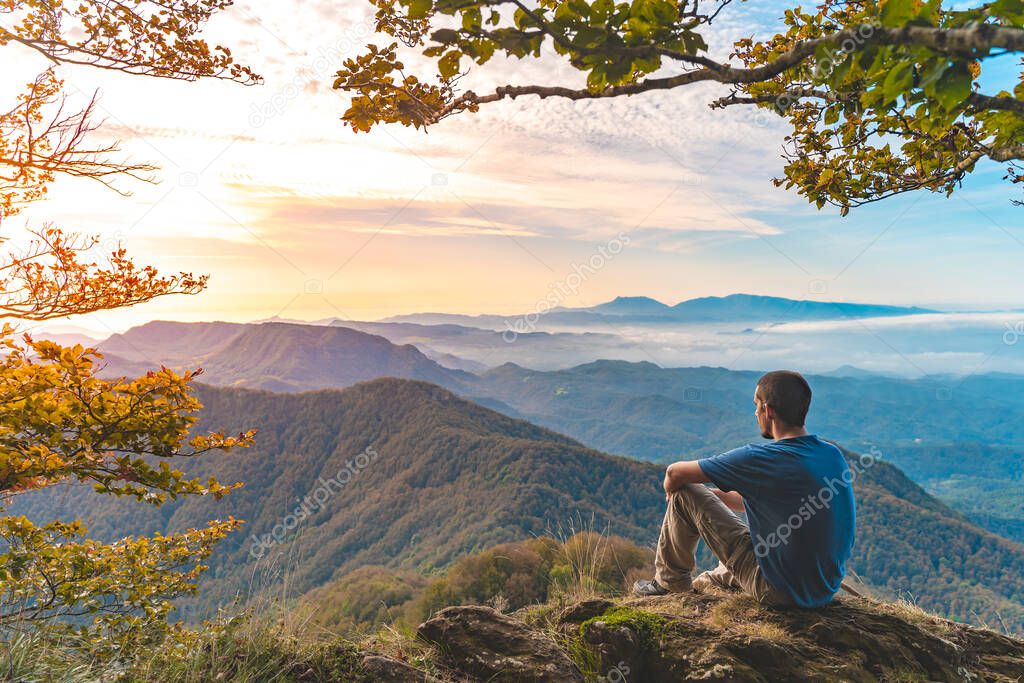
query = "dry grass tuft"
(704, 595, 790, 642)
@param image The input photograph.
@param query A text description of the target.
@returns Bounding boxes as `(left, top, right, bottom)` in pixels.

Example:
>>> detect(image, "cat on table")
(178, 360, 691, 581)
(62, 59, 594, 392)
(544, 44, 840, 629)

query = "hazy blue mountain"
(379, 312, 510, 327)
(585, 295, 674, 316)
(467, 361, 1024, 458)
(195, 323, 474, 392)
(329, 319, 637, 370)
(667, 294, 935, 321)
(381, 293, 937, 327)
(337, 308, 1024, 377)
(420, 349, 490, 373)
(96, 321, 473, 392)
(99, 319, 647, 375)
(822, 364, 890, 378)
(99, 320, 246, 364)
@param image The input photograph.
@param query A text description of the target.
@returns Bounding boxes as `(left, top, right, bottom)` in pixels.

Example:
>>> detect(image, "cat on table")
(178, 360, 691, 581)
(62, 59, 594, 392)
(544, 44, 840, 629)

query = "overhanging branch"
(438, 23, 1024, 119)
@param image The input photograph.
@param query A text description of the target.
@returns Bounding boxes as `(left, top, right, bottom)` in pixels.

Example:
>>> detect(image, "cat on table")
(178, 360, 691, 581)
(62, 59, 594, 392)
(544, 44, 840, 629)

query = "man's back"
(698, 435, 856, 607)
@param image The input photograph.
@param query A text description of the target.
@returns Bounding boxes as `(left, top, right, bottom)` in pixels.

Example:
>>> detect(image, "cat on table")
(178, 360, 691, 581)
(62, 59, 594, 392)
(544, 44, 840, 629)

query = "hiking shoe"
(632, 579, 672, 596)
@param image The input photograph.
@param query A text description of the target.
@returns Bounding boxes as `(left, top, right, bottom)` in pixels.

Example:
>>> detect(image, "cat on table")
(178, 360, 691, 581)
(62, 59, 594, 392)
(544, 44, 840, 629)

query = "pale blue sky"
(4, 0, 1020, 334)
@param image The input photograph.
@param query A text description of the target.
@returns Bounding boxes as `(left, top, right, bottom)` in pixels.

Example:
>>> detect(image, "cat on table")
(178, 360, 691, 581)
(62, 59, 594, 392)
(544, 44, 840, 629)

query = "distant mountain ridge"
(99, 320, 246, 364)
(95, 318, 642, 376)
(666, 293, 935, 320)
(97, 321, 473, 392)
(382, 293, 938, 327)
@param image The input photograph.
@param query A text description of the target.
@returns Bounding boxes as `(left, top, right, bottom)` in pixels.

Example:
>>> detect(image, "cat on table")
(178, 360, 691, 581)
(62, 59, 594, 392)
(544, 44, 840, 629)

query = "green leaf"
(858, 45, 878, 71)
(574, 27, 606, 48)
(992, 0, 1024, 22)
(824, 105, 840, 125)
(568, 0, 591, 17)
(882, 61, 914, 103)
(591, 0, 614, 20)
(934, 62, 973, 111)
(680, 31, 707, 55)
(606, 58, 632, 84)
(430, 28, 460, 44)
(461, 7, 481, 30)
(439, 51, 461, 79)
(880, 0, 916, 27)
(826, 53, 852, 87)
(816, 167, 835, 188)
(407, 0, 432, 20)
(474, 39, 495, 64)
(650, 0, 676, 23)
(633, 55, 660, 73)
(918, 59, 951, 91)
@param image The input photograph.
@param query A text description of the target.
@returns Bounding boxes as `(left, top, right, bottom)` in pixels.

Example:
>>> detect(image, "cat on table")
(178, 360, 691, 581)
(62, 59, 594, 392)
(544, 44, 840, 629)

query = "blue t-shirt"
(698, 435, 855, 608)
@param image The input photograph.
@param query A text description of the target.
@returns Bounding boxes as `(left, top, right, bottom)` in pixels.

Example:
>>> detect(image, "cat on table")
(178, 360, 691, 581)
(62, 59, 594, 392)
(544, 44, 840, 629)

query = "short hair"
(756, 370, 812, 427)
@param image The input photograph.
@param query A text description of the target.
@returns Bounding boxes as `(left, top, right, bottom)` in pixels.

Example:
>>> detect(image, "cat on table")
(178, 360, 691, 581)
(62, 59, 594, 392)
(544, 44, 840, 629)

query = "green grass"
(580, 606, 669, 651)
(1, 611, 365, 683)
(0, 631, 99, 682)
(550, 628, 603, 682)
(128, 615, 363, 682)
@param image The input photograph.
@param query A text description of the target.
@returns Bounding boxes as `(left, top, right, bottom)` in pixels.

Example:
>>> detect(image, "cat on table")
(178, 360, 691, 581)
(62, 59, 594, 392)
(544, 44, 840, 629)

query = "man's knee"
(668, 485, 719, 525)
(670, 483, 715, 508)
(671, 483, 707, 498)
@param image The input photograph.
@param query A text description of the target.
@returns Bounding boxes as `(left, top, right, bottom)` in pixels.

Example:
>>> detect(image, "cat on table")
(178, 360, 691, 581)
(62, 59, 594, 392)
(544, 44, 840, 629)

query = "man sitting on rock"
(634, 370, 856, 607)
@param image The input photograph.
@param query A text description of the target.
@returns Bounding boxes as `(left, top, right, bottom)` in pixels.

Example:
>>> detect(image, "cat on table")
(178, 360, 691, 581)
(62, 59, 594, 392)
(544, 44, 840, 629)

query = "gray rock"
(417, 605, 584, 682)
(360, 654, 441, 682)
(558, 598, 614, 624)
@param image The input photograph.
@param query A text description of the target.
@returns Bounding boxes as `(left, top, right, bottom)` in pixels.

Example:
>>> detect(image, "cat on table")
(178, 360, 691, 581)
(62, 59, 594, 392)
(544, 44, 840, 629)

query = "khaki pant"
(654, 483, 793, 606)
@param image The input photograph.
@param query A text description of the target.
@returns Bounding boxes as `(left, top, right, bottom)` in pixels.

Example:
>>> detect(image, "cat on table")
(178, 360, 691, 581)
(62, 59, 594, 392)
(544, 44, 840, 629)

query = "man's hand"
(663, 460, 711, 499)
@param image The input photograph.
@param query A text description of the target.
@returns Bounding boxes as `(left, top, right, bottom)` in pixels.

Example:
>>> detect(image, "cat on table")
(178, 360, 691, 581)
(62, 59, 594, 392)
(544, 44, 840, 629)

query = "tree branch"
(439, 23, 1024, 119)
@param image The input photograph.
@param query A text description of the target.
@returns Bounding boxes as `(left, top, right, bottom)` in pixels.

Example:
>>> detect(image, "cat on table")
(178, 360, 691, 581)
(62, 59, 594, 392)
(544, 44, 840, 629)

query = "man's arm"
(663, 460, 711, 498)
(664, 461, 746, 512)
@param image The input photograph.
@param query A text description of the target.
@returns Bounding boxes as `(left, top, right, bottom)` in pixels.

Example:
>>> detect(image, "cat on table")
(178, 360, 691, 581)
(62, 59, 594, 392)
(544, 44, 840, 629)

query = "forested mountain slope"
(11, 379, 1024, 632)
